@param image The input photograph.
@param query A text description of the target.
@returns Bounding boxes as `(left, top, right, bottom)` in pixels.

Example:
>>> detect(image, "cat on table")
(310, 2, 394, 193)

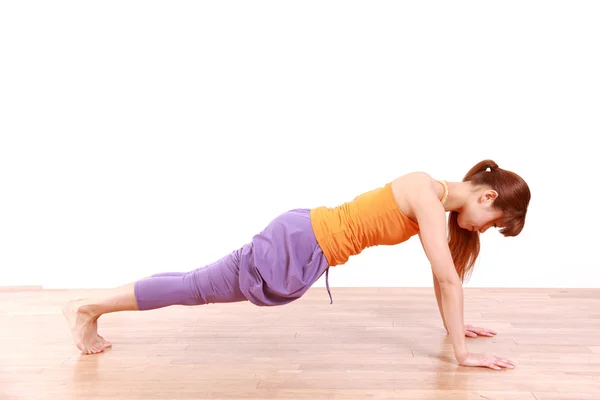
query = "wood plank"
(1, 287, 599, 399)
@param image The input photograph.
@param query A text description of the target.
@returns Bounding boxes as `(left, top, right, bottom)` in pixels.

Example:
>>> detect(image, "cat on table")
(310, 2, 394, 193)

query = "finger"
(494, 357, 516, 367)
(502, 359, 516, 367)
(496, 361, 514, 369)
(474, 328, 496, 336)
(471, 326, 496, 334)
(494, 357, 515, 365)
(488, 363, 501, 370)
(466, 331, 478, 338)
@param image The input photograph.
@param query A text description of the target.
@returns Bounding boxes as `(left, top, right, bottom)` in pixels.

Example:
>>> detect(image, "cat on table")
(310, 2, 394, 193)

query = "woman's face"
(457, 188, 505, 233)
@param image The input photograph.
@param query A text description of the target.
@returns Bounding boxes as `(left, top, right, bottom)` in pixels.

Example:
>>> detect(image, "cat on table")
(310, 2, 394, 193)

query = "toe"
(77, 342, 90, 355)
(95, 339, 106, 353)
(97, 334, 112, 348)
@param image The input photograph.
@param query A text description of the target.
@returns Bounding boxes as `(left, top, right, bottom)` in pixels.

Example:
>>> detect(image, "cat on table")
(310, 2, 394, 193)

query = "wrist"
(455, 351, 469, 364)
(453, 339, 469, 362)
(449, 330, 467, 352)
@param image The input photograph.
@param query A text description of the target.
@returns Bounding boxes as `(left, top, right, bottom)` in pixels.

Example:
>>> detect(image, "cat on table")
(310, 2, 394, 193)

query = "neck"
(443, 181, 472, 213)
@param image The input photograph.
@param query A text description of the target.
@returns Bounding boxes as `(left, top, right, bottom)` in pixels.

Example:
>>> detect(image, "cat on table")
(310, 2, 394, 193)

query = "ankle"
(77, 304, 100, 320)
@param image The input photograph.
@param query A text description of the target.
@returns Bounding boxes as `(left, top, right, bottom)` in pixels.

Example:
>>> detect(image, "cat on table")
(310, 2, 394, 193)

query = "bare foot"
(62, 299, 105, 355)
(93, 319, 112, 348)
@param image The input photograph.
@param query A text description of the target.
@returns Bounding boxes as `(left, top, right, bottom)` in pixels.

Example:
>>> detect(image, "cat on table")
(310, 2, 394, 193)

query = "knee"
(183, 269, 210, 305)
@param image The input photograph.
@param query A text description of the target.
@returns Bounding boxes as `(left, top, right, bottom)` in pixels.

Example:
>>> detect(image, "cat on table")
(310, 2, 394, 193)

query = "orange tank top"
(309, 182, 422, 267)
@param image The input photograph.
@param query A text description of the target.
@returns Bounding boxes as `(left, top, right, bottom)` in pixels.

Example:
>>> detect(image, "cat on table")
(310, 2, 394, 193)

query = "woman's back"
(310, 172, 445, 267)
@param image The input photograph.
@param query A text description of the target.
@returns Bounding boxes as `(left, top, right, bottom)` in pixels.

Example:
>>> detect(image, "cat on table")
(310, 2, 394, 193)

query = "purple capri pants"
(134, 208, 332, 310)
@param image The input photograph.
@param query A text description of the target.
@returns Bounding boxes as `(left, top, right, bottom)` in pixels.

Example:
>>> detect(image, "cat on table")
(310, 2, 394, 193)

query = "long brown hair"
(448, 159, 531, 282)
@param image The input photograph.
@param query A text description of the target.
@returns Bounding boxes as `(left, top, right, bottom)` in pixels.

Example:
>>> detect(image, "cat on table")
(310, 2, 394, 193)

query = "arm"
(409, 183, 468, 363)
(431, 257, 497, 338)
(419, 233, 448, 333)
(410, 177, 514, 370)
(433, 266, 448, 333)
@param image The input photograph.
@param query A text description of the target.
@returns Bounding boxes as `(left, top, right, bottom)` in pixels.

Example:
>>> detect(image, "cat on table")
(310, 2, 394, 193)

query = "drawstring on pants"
(325, 267, 333, 304)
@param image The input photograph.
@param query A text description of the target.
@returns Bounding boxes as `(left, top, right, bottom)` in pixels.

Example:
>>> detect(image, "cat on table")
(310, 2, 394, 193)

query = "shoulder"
(390, 171, 444, 221)
(404, 171, 434, 185)
(392, 171, 437, 200)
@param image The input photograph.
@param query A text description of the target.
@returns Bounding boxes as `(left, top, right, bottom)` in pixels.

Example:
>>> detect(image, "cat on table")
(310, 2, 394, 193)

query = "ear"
(480, 190, 499, 204)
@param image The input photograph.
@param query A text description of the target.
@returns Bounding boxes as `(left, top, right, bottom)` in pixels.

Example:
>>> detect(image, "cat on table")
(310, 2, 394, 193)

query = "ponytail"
(448, 159, 530, 282)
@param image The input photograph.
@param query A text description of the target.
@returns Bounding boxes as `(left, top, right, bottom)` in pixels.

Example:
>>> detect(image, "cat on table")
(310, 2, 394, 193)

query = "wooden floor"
(1, 287, 599, 400)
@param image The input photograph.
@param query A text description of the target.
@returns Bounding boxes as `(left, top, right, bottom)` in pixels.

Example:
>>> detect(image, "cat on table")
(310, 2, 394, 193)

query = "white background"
(1, 1, 598, 289)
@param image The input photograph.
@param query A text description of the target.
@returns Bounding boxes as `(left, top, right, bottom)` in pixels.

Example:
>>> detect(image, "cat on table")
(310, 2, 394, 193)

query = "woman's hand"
(457, 352, 515, 370)
(444, 324, 498, 337)
(465, 324, 496, 338)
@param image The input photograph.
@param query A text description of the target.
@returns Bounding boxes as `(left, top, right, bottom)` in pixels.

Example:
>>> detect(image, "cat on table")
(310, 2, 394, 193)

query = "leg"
(63, 248, 247, 354)
(62, 281, 140, 354)
(145, 272, 187, 277)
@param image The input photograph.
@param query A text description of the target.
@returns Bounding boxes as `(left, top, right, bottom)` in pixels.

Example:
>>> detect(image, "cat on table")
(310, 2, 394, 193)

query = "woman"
(63, 159, 530, 370)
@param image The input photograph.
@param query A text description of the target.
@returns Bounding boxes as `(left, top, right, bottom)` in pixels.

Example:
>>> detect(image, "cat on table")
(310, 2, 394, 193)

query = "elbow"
(436, 276, 462, 289)
(439, 280, 463, 298)
(431, 261, 462, 288)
